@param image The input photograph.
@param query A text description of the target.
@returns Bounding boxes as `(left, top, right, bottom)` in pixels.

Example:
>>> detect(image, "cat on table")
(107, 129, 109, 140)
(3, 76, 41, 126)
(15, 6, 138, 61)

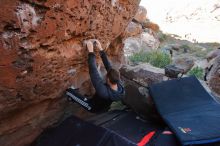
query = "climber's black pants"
(66, 88, 112, 113)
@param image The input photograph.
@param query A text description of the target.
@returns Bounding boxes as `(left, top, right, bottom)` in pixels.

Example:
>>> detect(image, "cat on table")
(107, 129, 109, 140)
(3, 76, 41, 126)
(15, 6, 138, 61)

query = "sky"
(140, 0, 220, 43)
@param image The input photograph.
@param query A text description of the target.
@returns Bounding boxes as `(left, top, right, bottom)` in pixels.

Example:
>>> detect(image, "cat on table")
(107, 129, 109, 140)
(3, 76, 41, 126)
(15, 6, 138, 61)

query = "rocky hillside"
(165, 0, 220, 42)
(0, 0, 140, 146)
(141, 0, 220, 43)
(121, 6, 220, 99)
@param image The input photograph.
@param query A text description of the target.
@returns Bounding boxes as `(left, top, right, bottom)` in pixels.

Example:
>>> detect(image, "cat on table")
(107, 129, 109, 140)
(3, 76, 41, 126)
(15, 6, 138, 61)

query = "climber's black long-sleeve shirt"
(88, 51, 124, 101)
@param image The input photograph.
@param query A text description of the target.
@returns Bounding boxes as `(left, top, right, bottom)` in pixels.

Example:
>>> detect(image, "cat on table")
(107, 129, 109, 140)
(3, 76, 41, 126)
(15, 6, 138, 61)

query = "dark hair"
(106, 68, 120, 84)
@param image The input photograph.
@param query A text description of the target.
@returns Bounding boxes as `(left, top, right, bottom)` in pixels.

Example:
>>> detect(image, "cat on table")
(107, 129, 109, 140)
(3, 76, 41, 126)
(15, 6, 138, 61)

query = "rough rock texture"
(123, 31, 160, 56)
(0, 0, 140, 146)
(206, 48, 220, 62)
(173, 57, 195, 73)
(133, 6, 147, 23)
(207, 56, 220, 98)
(124, 21, 143, 37)
(120, 63, 165, 119)
(122, 6, 160, 57)
(142, 20, 160, 32)
(120, 63, 165, 87)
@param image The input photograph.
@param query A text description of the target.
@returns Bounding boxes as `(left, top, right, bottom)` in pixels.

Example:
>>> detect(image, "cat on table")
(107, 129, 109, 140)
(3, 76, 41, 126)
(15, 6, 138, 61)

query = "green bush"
(187, 66, 204, 80)
(180, 44, 191, 50)
(158, 33, 167, 42)
(129, 50, 172, 68)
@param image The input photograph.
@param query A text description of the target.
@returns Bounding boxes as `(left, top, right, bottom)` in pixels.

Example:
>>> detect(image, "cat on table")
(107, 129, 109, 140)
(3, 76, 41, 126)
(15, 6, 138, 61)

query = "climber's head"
(106, 68, 120, 86)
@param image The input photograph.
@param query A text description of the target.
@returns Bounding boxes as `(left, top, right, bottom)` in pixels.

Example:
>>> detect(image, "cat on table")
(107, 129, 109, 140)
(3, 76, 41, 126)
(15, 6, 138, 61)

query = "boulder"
(123, 6, 160, 57)
(206, 48, 220, 62)
(206, 56, 220, 98)
(120, 63, 165, 120)
(120, 63, 165, 86)
(165, 64, 185, 78)
(133, 6, 148, 23)
(173, 57, 195, 73)
(142, 20, 160, 32)
(0, 0, 141, 145)
(123, 31, 160, 56)
(123, 84, 161, 121)
(123, 21, 143, 37)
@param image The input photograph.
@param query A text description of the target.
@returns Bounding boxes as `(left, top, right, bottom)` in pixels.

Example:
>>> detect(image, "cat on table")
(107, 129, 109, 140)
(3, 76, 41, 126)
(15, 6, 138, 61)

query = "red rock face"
(0, 0, 140, 145)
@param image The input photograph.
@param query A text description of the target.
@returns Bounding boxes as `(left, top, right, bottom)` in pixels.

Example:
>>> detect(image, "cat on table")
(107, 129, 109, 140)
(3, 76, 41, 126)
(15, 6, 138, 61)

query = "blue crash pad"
(149, 76, 220, 145)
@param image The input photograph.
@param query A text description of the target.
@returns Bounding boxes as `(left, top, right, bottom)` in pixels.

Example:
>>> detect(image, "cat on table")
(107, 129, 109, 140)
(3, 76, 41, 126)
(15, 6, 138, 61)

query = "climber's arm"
(99, 51, 112, 71)
(95, 40, 112, 71)
(88, 53, 109, 99)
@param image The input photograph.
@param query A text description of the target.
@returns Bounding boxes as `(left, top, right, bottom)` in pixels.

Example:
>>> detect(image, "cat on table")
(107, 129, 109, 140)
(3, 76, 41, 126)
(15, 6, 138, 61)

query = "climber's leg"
(66, 87, 92, 111)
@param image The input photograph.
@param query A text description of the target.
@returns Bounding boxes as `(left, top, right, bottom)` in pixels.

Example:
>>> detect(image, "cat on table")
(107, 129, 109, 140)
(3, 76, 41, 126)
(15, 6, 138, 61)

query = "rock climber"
(66, 39, 125, 113)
